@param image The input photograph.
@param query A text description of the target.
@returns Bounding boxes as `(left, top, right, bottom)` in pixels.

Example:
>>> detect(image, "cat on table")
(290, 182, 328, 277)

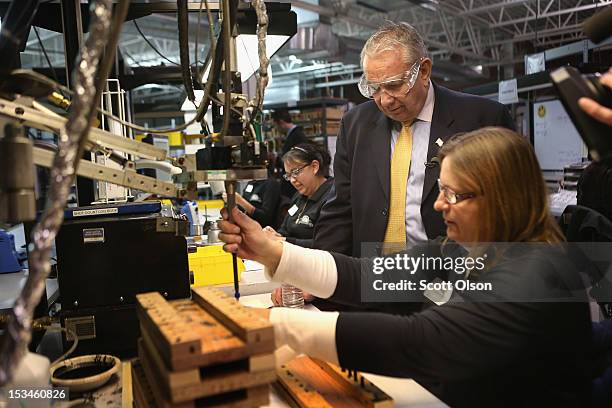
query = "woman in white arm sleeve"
(219, 127, 592, 408)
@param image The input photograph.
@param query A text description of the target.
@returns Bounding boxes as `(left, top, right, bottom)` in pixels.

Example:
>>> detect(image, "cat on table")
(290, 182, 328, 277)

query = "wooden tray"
(277, 356, 393, 408)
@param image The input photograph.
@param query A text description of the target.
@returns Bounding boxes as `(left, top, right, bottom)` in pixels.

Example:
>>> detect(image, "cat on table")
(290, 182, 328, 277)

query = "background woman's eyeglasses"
(283, 164, 310, 181)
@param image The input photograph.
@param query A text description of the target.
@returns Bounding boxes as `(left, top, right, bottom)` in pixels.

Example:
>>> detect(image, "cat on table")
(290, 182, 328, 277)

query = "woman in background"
(266, 142, 333, 249)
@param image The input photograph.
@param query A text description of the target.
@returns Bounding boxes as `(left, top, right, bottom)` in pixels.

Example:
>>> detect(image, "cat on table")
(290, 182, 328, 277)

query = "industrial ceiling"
(12, 0, 612, 106)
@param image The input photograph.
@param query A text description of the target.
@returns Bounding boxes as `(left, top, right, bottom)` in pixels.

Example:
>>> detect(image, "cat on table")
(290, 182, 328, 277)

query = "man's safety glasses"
(358, 58, 423, 99)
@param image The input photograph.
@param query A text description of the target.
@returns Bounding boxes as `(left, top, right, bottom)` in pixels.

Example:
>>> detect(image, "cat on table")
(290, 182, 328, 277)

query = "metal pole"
(224, 180, 241, 300)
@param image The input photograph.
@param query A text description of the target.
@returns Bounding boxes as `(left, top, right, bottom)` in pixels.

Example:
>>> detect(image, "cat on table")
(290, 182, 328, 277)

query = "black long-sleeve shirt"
(242, 179, 281, 228)
(278, 178, 334, 248)
(327, 244, 593, 407)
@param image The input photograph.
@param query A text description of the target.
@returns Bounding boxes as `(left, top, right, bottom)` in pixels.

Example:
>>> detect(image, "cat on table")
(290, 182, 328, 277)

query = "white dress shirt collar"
(287, 124, 298, 135)
(416, 80, 435, 123)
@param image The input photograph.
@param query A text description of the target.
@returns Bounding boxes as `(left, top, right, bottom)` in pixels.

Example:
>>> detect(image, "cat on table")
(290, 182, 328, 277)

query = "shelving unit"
(263, 97, 348, 148)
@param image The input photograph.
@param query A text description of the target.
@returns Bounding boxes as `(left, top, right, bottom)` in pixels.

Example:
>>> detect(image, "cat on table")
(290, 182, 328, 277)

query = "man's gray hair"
(360, 21, 429, 69)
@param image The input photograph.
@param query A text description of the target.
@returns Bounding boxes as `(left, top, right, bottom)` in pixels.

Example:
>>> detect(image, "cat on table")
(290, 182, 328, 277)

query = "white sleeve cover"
(264, 242, 338, 299)
(269, 307, 340, 365)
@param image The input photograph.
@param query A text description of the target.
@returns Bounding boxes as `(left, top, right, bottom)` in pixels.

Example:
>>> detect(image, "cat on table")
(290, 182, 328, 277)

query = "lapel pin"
(435, 138, 444, 147)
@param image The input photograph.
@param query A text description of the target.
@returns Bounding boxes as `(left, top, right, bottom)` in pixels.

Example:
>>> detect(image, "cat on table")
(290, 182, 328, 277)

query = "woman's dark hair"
(282, 142, 331, 177)
(271, 109, 292, 123)
(577, 160, 612, 221)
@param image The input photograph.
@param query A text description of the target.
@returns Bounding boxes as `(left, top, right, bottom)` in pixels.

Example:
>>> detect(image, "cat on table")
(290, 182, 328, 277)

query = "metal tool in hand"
(224, 180, 240, 300)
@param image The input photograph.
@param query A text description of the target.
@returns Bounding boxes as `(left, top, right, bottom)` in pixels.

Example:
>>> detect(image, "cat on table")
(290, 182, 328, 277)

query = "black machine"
(55, 201, 191, 357)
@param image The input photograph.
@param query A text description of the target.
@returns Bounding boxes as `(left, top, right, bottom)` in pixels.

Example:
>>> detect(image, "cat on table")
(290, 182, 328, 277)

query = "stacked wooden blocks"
(133, 287, 276, 407)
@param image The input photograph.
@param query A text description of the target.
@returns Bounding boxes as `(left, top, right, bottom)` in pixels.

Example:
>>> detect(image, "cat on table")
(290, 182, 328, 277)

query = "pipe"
(178, 0, 196, 102)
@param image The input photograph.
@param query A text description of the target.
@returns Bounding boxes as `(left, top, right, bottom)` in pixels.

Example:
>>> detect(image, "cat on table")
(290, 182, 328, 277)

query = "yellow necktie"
(383, 123, 412, 253)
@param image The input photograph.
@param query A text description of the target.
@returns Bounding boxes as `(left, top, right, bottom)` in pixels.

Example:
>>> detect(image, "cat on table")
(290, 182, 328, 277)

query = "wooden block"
(137, 293, 203, 368)
(275, 369, 333, 408)
(139, 339, 276, 403)
(134, 359, 270, 408)
(122, 360, 133, 408)
(311, 359, 393, 408)
(207, 385, 269, 408)
(141, 330, 274, 388)
(132, 360, 160, 408)
(137, 293, 274, 371)
(276, 356, 393, 408)
(192, 287, 274, 345)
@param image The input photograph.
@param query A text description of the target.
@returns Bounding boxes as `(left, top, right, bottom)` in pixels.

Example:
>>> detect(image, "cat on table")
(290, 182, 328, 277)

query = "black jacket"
(242, 179, 281, 228)
(326, 243, 592, 407)
(278, 178, 334, 248)
(314, 83, 515, 256)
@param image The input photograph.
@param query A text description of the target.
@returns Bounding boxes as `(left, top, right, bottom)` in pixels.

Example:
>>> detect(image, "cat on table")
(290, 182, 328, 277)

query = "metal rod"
(224, 180, 240, 300)
(220, 0, 233, 138)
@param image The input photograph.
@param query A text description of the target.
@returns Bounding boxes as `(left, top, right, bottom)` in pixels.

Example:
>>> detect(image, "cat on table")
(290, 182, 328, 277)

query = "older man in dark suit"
(314, 22, 515, 256)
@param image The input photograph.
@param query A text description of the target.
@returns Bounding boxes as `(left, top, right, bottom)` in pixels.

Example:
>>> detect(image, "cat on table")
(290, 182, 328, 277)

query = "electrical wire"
(29, 78, 246, 135)
(33, 27, 65, 97)
(0, 0, 41, 69)
(194, 17, 226, 124)
(92, 7, 225, 135)
(195, 0, 217, 77)
(178, 0, 196, 102)
(121, 47, 144, 67)
(20, 1, 261, 139)
(128, 15, 226, 123)
(44, 326, 79, 366)
(195, 0, 204, 75)
(204, 0, 217, 56)
(132, 20, 180, 67)
(25, 58, 250, 136)
(132, 19, 207, 68)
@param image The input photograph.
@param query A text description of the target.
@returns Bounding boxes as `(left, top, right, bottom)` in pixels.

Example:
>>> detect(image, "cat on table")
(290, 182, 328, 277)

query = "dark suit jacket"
(314, 83, 515, 256)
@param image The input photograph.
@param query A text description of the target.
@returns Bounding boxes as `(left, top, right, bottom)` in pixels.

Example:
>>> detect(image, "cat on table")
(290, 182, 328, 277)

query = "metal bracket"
(173, 168, 268, 184)
(156, 216, 189, 235)
(0, 97, 167, 160)
(33, 147, 179, 197)
(64, 315, 96, 341)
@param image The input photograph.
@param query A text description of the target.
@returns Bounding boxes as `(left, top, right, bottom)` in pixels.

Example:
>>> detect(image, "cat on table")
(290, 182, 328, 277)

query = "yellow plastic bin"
(188, 245, 245, 287)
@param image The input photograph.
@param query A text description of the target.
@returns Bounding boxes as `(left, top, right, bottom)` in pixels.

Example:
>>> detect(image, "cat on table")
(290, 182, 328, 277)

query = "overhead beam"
(490, 1, 612, 28)
(291, 0, 493, 62)
(458, 0, 531, 16)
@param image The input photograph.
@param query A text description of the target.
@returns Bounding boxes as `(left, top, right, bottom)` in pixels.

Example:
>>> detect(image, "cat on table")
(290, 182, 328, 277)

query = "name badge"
(423, 278, 453, 306)
(245, 184, 254, 193)
(287, 204, 298, 216)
